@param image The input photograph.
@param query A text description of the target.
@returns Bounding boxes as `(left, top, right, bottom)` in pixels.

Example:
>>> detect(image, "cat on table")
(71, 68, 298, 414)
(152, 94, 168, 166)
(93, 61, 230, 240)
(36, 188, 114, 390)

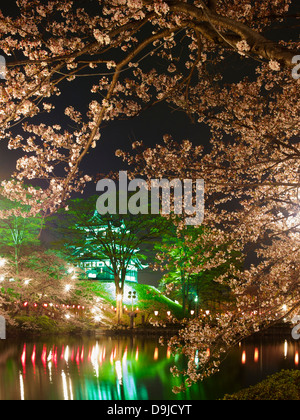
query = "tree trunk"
(14, 246, 19, 275)
(115, 278, 123, 324)
(182, 274, 186, 317)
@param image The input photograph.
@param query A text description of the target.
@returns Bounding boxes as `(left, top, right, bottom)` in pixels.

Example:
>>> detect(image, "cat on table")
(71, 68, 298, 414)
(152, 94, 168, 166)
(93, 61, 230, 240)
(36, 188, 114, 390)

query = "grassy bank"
(6, 281, 183, 335)
(80, 281, 183, 320)
(223, 370, 300, 400)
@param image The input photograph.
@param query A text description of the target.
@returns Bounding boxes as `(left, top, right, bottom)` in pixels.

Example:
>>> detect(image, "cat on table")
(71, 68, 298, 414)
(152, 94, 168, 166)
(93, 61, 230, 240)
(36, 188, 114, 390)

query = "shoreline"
(4, 321, 293, 341)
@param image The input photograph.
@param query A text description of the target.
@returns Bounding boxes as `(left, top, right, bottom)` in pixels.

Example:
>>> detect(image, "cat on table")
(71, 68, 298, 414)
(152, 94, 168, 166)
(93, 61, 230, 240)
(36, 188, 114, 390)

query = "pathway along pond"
(0, 334, 299, 400)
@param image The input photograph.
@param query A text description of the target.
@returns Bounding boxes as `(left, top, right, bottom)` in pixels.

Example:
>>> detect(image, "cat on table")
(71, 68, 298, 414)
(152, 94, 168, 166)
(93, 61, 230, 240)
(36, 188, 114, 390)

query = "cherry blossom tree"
(117, 133, 299, 390)
(0, 0, 298, 214)
(0, 0, 299, 388)
(0, 195, 44, 274)
(0, 249, 98, 332)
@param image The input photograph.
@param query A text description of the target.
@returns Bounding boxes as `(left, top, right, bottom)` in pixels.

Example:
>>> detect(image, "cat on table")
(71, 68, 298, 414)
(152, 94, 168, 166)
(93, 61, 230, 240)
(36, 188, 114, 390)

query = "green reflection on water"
(0, 335, 201, 401)
(0, 335, 299, 400)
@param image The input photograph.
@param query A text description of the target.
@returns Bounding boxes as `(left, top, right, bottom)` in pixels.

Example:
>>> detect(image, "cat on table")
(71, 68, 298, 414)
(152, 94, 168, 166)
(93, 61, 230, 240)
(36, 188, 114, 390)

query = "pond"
(0, 334, 299, 400)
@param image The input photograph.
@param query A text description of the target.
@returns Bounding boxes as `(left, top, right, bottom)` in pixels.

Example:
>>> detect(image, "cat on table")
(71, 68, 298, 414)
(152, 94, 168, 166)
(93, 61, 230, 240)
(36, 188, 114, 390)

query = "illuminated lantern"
(254, 348, 259, 363)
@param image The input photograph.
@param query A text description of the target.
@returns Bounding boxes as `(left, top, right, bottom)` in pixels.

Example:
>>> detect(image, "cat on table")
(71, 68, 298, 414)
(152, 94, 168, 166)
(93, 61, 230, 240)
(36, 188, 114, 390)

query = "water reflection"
(0, 336, 185, 401)
(0, 336, 299, 400)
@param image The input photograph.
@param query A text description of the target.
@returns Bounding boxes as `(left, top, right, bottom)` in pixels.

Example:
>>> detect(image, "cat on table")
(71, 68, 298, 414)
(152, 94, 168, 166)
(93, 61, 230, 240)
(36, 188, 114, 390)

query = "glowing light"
(242, 351, 246, 365)
(135, 346, 139, 361)
(53, 348, 58, 367)
(31, 345, 36, 368)
(23, 302, 28, 307)
(65, 314, 71, 319)
(254, 348, 259, 363)
(123, 346, 128, 362)
(62, 371, 69, 400)
(0, 258, 6, 268)
(154, 311, 159, 316)
(75, 347, 80, 365)
(295, 351, 299, 366)
(90, 344, 100, 377)
(64, 346, 69, 363)
(284, 340, 288, 359)
(195, 350, 199, 365)
(190, 310, 195, 316)
(167, 347, 171, 359)
(19, 373, 25, 401)
(115, 360, 123, 385)
(65, 284, 71, 292)
(154, 347, 159, 361)
(21, 344, 26, 372)
(24, 279, 31, 285)
(282, 304, 287, 312)
(41, 345, 47, 368)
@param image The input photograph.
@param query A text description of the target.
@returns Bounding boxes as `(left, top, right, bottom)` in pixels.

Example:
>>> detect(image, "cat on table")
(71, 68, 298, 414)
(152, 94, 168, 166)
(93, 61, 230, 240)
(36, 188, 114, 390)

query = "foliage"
(223, 370, 300, 400)
(48, 195, 172, 321)
(120, 136, 300, 387)
(80, 280, 183, 320)
(0, 0, 298, 213)
(0, 0, 298, 387)
(0, 195, 44, 273)
(0, 249, 94, 325)
(14, 315, 58, 333)
(155, 223, 241, 315)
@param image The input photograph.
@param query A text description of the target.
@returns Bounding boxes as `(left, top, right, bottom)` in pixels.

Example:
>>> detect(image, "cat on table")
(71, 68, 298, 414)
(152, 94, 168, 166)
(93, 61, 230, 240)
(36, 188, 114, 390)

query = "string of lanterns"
(22, 302, 85, 310)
